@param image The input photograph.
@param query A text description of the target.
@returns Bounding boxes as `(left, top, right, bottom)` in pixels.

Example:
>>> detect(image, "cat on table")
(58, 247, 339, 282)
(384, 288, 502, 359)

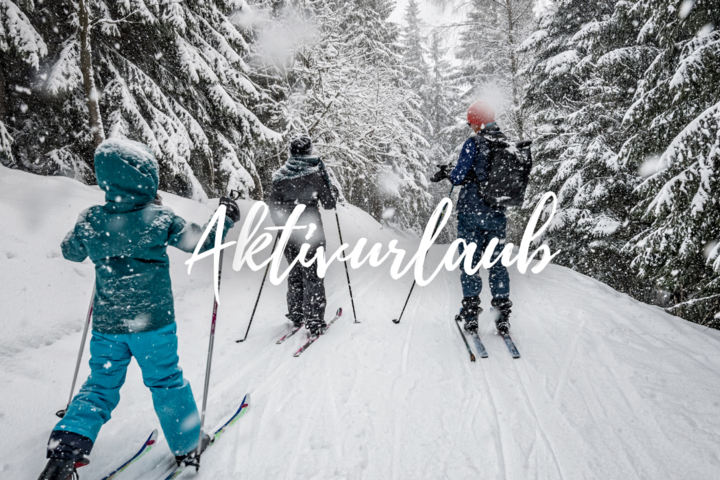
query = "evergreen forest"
(1, 0, 718, 326)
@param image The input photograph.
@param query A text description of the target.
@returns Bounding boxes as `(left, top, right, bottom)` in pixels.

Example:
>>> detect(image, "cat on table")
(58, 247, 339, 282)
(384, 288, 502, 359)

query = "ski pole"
(196, 246, 224, 471)
(236, 232, 280, 342)
(197, 197, 239, 469)
(392, 185, 454, 324)
(335, 208, 359, 323)
(454, 317, 476, 362)
(56, 284, 95, 418)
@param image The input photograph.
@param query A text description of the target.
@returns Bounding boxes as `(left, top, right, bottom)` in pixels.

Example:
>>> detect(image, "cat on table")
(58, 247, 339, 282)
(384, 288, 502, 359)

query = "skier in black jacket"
(269, 136, 337, 335)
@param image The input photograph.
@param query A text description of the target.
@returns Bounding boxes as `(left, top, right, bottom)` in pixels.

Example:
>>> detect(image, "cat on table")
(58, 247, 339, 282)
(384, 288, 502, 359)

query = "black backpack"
(471, 134, 532, 207)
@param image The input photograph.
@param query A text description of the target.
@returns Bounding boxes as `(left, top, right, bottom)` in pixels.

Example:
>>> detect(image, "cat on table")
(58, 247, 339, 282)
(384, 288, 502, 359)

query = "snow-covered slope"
(2, 165, 720, 479)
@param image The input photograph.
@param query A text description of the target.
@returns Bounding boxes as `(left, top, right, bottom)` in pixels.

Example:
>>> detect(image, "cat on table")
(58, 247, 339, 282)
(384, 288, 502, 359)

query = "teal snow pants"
(53, 323, 201, 456)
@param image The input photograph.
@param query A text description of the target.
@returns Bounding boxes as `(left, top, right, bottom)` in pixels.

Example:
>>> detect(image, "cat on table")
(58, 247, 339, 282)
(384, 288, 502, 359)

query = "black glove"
(219, 196, 241, 223)
(430, 165, 451, 183)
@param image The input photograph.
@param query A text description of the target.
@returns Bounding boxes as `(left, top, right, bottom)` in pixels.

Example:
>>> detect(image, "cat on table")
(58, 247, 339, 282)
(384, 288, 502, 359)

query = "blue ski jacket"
(61, 139, 233, 334)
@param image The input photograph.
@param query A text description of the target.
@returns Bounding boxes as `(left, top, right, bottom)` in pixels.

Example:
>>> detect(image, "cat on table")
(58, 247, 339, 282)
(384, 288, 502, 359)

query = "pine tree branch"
(91, 10, 142, 28)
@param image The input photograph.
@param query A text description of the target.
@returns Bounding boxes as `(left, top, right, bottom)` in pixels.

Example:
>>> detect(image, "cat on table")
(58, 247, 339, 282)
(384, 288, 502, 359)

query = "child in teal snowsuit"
(39, 139, 237, 479)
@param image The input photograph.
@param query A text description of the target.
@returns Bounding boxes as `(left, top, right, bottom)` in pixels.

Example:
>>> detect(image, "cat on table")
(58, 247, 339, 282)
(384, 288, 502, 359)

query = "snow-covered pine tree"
(451, 0, 535, 140)
(426, 30, 457, 166)
(425, 30, 461, 242)
(4, 0, 279, 199)
(0, 0, 48, 170)
(399, 0, 459, 236)
(620, 0, 720, 325)
(400, 0, 429, 95)
(250, 0, 433, 232)
(520, 0, 663, 299)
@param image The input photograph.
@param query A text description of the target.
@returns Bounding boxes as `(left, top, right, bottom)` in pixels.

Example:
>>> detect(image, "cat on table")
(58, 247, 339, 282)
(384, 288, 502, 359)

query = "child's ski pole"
(56, 284, 95, 418)
(196, 195, 237, 469)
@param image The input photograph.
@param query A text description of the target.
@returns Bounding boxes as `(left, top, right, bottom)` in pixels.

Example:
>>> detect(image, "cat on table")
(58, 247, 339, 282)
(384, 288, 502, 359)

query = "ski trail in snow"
(401, 310, 415, 375)
(477, 342, 510, 480)
(512, 356, 570, 479)
(593, 334, 683, 476)
(391, 297, 421, 480)
(552, 312, 586, 401)
(283, 392, 320, 479)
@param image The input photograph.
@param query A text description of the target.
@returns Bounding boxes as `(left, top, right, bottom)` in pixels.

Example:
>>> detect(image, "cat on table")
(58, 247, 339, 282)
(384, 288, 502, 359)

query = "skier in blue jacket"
(431, 101, 512, 334)
(38, 139, 241, 480)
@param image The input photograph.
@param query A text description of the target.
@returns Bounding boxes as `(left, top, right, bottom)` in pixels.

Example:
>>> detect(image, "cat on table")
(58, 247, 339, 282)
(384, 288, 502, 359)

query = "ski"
(471, 334, 489, 358)
(276, 326, 302, 345)
(161, 393, 251, 480)
(501, 333, 521, 358)
(293, 308, 343, 358)
(99, 430, 158, 480)
(453, 317, 476, 362)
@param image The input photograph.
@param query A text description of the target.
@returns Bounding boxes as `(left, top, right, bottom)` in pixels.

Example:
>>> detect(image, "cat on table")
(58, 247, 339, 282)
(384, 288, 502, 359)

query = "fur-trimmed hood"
(272, 155, 323, 183)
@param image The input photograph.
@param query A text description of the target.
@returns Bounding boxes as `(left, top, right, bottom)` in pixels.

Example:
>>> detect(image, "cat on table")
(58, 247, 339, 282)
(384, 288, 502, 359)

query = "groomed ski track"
(2, 167, 720, 479)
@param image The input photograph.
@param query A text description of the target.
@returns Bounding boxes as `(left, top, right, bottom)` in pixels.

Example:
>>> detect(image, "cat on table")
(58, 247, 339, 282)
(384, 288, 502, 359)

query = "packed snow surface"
(2, 166, 720, 479)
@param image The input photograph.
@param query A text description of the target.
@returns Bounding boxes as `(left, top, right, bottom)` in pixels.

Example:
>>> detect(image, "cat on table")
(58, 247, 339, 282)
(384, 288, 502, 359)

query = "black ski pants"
(284, 242, 327, 322)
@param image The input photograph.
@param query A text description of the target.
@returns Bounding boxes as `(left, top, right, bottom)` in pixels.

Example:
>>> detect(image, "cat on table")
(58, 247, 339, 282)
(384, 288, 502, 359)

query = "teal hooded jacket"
(61, 139, 233, 334)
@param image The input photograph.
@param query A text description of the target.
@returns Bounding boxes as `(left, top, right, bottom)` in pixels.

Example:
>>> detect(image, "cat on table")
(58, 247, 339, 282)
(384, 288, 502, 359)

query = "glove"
(219, 196, 241, 223)
(430, 165, 451, 183)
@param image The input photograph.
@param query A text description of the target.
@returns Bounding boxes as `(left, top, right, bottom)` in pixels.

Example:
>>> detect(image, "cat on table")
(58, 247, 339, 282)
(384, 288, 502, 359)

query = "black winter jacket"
(268, 155, 336, 248)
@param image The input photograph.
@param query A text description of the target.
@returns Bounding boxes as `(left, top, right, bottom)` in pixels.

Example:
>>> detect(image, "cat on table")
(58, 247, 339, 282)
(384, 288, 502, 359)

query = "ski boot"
(492, 298, 513, 334)
(39, 431, 93, 480)
(306, 317, 327, 337)
(38, 457, 89, 480)
(286, 313, 304, 329)
(456, 296, 482, 334)
(175, 433, 212, 467)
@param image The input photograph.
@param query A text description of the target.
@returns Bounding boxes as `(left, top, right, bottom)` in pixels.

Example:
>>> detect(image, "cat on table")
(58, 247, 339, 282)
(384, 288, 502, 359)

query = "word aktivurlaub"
(187, 192, 561, 303)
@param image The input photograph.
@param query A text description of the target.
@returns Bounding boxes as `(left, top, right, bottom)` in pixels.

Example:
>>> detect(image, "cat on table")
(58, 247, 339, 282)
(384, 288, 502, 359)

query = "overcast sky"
(389, 0, 554, 28)
(388, 0, 462, 26)
(388, 0, 553, 63)
(389, 0, 466, 61)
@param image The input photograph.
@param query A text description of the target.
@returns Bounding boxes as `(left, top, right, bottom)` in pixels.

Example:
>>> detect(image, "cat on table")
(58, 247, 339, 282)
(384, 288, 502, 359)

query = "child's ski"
(293, 308, 343, 357)
(161, 394, 251, 480)
(99, 430, 158, 480)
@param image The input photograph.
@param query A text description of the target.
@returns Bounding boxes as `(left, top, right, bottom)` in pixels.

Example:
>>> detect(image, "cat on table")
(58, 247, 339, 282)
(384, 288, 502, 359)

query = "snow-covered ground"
(2, 165, 720, 479)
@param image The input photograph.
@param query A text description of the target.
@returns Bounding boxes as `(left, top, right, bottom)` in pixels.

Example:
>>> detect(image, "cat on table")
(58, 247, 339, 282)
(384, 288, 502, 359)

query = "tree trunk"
(0, 60, 14, 168)
(0, 61, 5, 120)
(79, 0, 105, 148)
(505, 0, 525, 139)
(249, 164, 264, 200)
